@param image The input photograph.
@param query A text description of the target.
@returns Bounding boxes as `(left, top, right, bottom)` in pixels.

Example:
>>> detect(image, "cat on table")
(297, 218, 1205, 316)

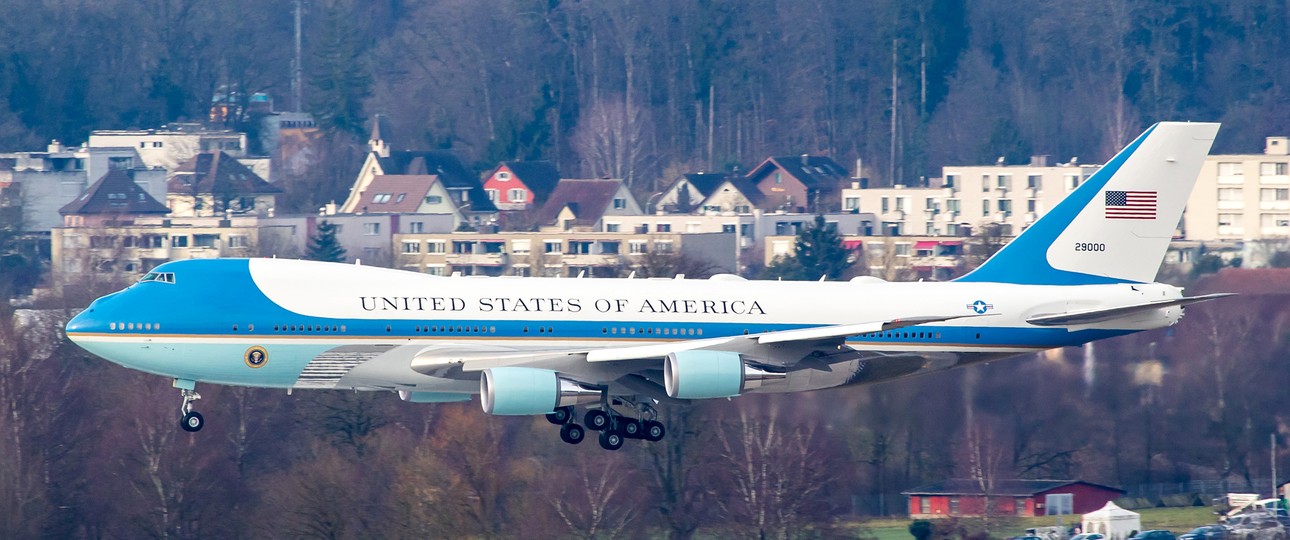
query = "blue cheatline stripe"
(955, 124, 1158, 286)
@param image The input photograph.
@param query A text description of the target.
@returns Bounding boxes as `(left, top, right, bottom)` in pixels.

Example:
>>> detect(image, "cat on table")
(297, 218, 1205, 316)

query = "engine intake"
(664, 350, 785, 399)
(480, 367, 600, 415)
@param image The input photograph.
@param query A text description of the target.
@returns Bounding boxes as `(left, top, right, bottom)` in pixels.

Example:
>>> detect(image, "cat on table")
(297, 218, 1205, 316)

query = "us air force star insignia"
(244, 346, 269, 368)
(967, 300, 994, 314)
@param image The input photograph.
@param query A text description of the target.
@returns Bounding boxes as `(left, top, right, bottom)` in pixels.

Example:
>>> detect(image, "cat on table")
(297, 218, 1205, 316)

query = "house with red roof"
(537, 179, 642, 232)
(483, 161, 560, 211)
(166, 151, 281, 217)
(349, 174, 466, 222)
(746, 155, 852, 213)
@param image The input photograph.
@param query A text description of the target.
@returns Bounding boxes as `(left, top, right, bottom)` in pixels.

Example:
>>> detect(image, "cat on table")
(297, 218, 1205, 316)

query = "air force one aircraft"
(66, 122, 1230, 450)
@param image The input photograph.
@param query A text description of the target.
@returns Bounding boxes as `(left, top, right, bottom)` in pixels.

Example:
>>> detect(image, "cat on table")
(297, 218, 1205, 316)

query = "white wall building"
(88, 124, 256, 175)
(842, 158, 1102, 237)
(1183, 136, 1290, 242)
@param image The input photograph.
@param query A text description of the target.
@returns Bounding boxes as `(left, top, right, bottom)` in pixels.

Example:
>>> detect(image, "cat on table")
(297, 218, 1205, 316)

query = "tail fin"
(956, 121, 1220, 285)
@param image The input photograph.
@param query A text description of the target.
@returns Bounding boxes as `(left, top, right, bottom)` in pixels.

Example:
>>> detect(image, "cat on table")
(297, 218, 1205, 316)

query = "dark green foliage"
(765, 215, 855, 280)
(1189, 253, 1224, 278)
(484, 85, 557, 164)
(308, 0, 372, 136)
(306, 220, 347, 262)
(910, 519, 934, 540)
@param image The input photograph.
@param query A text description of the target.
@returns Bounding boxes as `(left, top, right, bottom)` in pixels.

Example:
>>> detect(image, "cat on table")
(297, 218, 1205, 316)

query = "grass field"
(856, 506, 1217, 540)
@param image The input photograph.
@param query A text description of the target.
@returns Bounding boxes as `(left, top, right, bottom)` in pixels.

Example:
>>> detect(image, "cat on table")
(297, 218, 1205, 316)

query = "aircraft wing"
(1024, 293, 1233, 326)
(408, 313, 987, 378)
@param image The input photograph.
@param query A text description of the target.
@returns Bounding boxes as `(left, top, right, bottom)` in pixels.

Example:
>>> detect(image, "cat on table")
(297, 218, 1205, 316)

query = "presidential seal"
(244, 346, 269, 368)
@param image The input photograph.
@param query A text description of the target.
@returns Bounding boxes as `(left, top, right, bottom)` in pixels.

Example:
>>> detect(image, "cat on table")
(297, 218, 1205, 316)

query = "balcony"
(1217, 225, 1245, 236)
(1260, 201, 1290, 211)
(1261, 175, 1290, 185)
(1217, 201, 1245, 210)
(1023, 187, 1037, 198)
(1217, 175, 1245, 185)
(446, 252, 507, 266)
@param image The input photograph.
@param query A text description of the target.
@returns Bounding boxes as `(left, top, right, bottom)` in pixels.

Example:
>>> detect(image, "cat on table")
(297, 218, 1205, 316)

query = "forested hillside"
(4, 0, 1289, 199)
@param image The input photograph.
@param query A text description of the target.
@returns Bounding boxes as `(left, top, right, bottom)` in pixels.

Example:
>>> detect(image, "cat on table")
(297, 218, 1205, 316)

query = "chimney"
(1029, 155, 1050, 167)
(801, 153, 809, 166)
(1267, 136, 1289, 156)
(47, 139, 64, 153)
(854, 158, 863, 179)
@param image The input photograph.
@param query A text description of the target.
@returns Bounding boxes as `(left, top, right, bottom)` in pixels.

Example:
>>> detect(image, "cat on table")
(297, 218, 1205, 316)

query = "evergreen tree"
(764, 215, 854, 280)
(306, 220, 347, 262)
(308, 0, 372, 136)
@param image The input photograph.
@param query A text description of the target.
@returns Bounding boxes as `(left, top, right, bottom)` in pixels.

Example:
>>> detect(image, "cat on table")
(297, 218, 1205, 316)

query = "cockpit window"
(139, 272, 176, 284)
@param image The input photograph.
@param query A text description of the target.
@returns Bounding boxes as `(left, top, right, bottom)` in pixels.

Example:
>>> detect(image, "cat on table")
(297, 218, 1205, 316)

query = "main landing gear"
(546, 399, 666, 451)
(175, 379, 204, 432)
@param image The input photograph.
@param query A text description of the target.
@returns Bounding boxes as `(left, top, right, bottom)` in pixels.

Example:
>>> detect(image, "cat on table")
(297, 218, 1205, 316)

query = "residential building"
(696, 177, 764, 215)
(762, 234, 962, 280)
(537, 179, 642, 231)
(841, 158, 1102, 237)
(746, 155, 852, 213)
(0, 141, 167, 231)
(60, 169, 171, 228)
(483, 161, 560, 211)
(607, 211, 876, 249)
(166, 151, 281, 217)
(394, 230, 735, 277)
(1183, 136, 1290, 241)
(903, 479, 1125, 519)
(88, 123, 258, 175)
(655, 172, 733, 214)
(340, 119, 497, 226)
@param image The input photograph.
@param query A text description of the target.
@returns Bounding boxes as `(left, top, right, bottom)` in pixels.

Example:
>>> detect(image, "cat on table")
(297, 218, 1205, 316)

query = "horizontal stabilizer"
(1025, 293, 1233, 326)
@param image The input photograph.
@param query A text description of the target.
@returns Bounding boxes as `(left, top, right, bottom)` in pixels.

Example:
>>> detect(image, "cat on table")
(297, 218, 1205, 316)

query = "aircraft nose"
(65, 309, 95, 337)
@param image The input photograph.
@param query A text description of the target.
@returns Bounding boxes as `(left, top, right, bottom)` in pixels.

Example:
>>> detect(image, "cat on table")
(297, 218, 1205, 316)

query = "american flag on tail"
(1104, 190, 1157, 219)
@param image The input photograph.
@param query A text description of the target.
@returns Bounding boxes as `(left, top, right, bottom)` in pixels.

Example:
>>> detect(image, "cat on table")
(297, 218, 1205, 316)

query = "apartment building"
(1183, 136, 1290, 242)
(762, 235, 965, 280)
(841, 159, 1102, 237)
(393, 231, 735, 278)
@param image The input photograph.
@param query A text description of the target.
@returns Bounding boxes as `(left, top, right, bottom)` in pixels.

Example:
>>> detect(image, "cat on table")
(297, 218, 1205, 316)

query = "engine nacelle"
(480, 367, 600, 415)
(664, 350, 785, 399)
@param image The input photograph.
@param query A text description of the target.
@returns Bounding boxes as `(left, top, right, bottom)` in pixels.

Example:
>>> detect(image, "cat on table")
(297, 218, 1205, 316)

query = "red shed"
(902, 479, 1125, 519)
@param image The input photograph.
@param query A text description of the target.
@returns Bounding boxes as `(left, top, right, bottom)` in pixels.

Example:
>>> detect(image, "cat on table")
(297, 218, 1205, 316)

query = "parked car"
(1226, 513, 1287, 540)
(1129, 531, 1178, 540)
(1180, 526, 1229, 540)
(1072, 534, 1106, 540)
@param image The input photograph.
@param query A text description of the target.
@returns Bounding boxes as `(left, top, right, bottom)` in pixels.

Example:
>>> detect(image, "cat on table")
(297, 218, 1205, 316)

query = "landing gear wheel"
(559, 423, 585, 444)
(621, 418, 643, 438)
(180, 411, 204, 432)
(598, 429, 624, 450)
(546, 406, 573, 425)
(584, 409, 611, 431)
(643, 420, 666, 442)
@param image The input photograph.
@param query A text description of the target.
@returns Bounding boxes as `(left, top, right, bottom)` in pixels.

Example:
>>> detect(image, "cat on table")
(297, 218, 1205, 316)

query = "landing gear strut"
(176, 379, 203, 432)
(581, 398, 667, 450)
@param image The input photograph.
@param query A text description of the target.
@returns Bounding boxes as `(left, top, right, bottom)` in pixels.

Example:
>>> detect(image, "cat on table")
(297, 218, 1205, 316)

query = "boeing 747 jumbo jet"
(66, 122, 1229, 450)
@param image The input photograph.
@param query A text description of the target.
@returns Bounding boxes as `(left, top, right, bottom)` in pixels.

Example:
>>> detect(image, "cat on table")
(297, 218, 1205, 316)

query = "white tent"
(1082, 502, 1142, 540)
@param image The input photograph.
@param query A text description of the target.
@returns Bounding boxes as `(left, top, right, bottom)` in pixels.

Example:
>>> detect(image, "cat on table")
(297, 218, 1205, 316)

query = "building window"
(845, 197, 859, 210)
(629, 241, 648, 254)
(1219, 162, 1243, 177)
(983, 199, 991, 216)
(949, 497, 960, 515)
(895, 243, 911, 256)
(544, 241, 563, 254)
(485, 189, 498, 201)
(1016, 498, 1027, 516)
(920, 497, 931, 515)
(1218, 214, 1240, 227)
(426, 240, 446, 253)
(409, 221, 424, 233)
(605, 223, 620, 232)
(1262, 162, 1288, 176)
(153, 141, 163, 148)
(601, 241, 619, 254)
(947, 199, 961, 213)
(402, 241, 421, 253)
(613, 197, 627, 209)
(511, 239, 531, 254)
(1065, 174, 1081, 191)
(998, 199, 1013, 215)
(981, 175, 989, 191)
(425, 195, 443, 204)
(1028, 199, 1037, 212)
(1262, 214, 1290, 228)
(509, 189, 527, 202)
(1218, 188, 1243, 201)
(657, 223, 672, 232)
(722, 224, 736, 233)
(426, 265, 446, 276)
(655, 241, 674, 253)
(373, 193, 392, 203)
(228, 235, 249, 248)
(944, 174, 957, 188)
(996, 174, 1011, 189)
(881, 197, 889, 212)
(364, 222, 380, 235)
(1028, 175, 1041, 188)
(497, 171, 511, 180)
(1263, 188, 1290, 201)
(171, 236, 189, 247)
(895, 197, 906, 211)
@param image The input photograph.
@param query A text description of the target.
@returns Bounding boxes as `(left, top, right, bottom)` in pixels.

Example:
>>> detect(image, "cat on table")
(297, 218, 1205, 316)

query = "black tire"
(622, 419, 643, 438)
(643, 420, 666, 442)
(546, 407, 572, 425)
(181, 411, 204, 432)
(559, 423, 585, 445)
(584, 409, 611, 431)
(598, 429, 624, 451)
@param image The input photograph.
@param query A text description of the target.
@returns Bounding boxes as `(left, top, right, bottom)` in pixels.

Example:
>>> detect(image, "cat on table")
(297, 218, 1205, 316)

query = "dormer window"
(498, 172, 510, 181)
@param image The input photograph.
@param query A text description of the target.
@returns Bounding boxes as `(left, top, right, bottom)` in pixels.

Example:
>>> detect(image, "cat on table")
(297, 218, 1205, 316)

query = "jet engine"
(664, 350, 785, 399)
(480, 367, 601, 415)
